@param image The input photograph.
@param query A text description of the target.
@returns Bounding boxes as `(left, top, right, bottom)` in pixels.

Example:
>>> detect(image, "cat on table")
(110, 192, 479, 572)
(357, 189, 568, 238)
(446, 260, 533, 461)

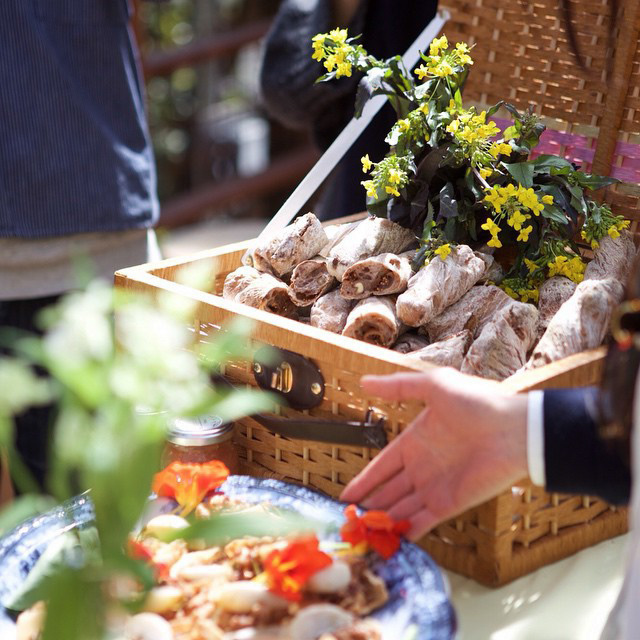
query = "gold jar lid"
(167, 415, 234, 447)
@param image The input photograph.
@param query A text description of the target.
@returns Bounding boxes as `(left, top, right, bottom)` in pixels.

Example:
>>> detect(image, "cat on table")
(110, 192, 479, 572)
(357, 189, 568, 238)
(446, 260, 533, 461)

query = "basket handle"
(211, 374, 388, 449)
(250, 409, 388, 449)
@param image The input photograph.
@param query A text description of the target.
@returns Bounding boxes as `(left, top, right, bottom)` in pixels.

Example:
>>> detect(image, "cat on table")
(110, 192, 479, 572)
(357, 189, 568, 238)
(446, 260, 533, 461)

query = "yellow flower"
(429, 35, 449, 56)
(503, 286, 518, 300)
(419, 102, 430, 115)
(397, 119, 410, 133)
(361, 154, 373, 173)
(336, 62, 352, 78)
(591, 240, 600, 250)
(487, 234, 502, 248)
(311, 40, 324, 61)
(415, 65, 429, 80)
(479, 167, 493, 179)
(541, 194, 554, 205)
(524, 258, 538, 273)
(329, 28, 348, 44)
(519, 288, 539, 304)
(446, 119, 460, 134)
(481, 217, 501, 235)
(388, 168, 402, 185)
(608, 226, 621, 239)
(484, 188, 507, 214)
(362, 180, 377, 199)
(517, 225, 533, 242)
(489, 142, 512, 158)
(432, 61, 454, 77)
(385, 185, 400, 197)
(324, 55, 337, 72)
(434, 244, 452, 261)
(618, 219, 631, 230)
(507, 210, 528, 231)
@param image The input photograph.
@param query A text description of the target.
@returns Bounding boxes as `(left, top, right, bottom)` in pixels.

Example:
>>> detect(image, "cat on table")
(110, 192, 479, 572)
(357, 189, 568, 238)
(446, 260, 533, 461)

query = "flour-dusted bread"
(396, 245, 487, 327)
(342, 296, 403, 348)
(326, 217, 416, 281)
(223, 266, 298, 319)
(424, 284, 512, 342)
(462, 301, 539, 380)
(536, 276, 577, 340)
(310, 289, 355, 334)
(318, 221, 359, 257)
(526, 277, 624, 369)
(288, 257, 336, 307)
(392, 332, 430, 354)
(406, 330, 473, 369)
(251, 213, 328, 276)
(584, 231, 636, 282)
(340, 252, 414, 300)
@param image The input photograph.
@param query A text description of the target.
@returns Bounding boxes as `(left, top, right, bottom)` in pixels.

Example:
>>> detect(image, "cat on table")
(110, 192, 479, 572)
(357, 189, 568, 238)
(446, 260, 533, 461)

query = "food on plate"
(13, 464, 413, 640)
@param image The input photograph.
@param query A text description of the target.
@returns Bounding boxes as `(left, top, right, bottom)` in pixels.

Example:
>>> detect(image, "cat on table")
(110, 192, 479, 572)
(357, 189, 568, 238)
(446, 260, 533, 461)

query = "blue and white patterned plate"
(0, 477, 456, 639)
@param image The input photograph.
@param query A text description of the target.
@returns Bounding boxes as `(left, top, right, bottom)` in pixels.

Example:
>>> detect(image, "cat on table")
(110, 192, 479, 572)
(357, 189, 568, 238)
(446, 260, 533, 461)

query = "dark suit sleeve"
(543, 387, 631, 505)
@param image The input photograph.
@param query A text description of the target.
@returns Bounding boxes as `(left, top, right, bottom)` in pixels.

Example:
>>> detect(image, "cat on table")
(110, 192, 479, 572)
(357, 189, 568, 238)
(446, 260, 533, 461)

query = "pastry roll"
(310, 289, 354, 334)
(288, 257, 336, 307)
(424, 285, 512, 342)
(406, 330, 472, 369)
(396, 245, 487, 327)
(462, 301, 539, 380)
(319, 221, 358, 257)
(342, 296, 403, 348)
(340, 252, 414, 300)
(327, 217, 415, 281)
(584, 231, 636, 282)
(536, 276, 576, 340)
(392, 332, 430, 354)
(223, 266, 298, 319)
(526, 277, 624, 369)
(250, 213, 328, 276)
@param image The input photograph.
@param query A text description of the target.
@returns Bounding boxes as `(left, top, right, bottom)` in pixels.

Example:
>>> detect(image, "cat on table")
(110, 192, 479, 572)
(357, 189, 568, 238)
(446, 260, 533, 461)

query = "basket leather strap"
(251, 412, 388, 449)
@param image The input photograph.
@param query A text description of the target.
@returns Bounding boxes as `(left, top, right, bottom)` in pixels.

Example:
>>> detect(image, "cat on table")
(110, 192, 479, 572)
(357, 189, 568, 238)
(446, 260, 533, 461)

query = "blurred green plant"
(0, 265, 275, 639)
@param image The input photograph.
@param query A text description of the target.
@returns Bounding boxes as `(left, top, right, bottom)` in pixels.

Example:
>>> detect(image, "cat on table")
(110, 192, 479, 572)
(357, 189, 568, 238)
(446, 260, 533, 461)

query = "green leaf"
(503, 162, 534, 188)
(438, 183, 458, 219)
(573, 173, 619, 191)
(532, 155, 573, 173)
(541, 204, 569, 226)
(166, 508, 331, 545)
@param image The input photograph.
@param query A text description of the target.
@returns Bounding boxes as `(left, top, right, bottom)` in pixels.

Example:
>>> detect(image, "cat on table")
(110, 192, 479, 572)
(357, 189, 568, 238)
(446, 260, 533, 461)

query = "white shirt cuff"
(527, 390, 546, 487)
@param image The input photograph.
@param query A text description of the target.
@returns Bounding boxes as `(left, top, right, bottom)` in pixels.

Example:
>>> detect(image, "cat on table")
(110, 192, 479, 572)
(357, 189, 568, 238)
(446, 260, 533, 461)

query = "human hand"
(340, 368, 528, 540)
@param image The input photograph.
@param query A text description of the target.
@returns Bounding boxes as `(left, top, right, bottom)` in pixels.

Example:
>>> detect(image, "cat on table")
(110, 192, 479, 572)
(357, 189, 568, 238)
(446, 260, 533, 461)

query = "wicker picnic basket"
(116, 0, 640, 587)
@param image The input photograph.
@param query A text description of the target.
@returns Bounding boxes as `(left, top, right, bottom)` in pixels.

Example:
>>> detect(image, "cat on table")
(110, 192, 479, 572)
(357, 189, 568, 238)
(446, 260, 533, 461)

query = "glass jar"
(163, 415, 239, 474)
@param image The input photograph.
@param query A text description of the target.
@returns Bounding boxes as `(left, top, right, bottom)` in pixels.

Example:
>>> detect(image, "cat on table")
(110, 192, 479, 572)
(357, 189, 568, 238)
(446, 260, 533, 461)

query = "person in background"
(0, 0, 161, 488)
(259, 0, 439, 219)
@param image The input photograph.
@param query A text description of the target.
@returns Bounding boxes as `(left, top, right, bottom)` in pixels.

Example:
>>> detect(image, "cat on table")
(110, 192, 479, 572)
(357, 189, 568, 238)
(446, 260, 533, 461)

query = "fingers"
(339, 433, 406, 503)
(361, 369, 458, 403)
(360, 471, 413, 511)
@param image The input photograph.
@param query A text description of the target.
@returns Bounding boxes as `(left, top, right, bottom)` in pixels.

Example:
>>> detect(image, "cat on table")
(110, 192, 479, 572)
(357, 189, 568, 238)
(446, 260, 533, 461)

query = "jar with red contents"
(163, 415, 239, 474)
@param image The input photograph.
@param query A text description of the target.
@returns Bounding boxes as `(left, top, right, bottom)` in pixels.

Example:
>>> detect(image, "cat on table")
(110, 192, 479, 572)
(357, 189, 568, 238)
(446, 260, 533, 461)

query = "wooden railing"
(134, 2, 316, 229)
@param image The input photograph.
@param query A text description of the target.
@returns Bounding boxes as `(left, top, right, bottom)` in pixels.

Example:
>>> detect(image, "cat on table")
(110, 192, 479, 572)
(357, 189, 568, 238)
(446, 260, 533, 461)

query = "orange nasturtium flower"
(340, 504, 410, 559)
(151, 460, 230, 515)
(128, 538, 169, 582)
(263, 535, 332, 601)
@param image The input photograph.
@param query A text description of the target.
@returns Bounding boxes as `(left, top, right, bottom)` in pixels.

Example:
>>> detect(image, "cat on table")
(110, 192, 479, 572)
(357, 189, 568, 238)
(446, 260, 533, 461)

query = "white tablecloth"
(446, 535, 628, 639)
